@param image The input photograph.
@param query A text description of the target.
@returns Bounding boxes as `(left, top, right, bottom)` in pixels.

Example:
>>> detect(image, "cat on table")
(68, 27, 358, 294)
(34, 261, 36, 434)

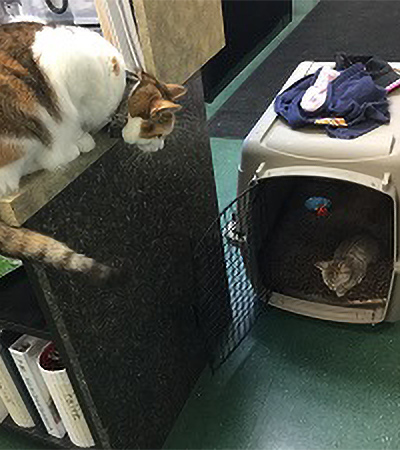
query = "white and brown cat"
(0, 20, 186, 284)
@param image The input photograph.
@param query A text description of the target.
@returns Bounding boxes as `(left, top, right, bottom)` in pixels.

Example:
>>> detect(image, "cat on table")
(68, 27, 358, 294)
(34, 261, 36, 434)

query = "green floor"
(210, 138, 242, 212)
(165, 308, 400, 450)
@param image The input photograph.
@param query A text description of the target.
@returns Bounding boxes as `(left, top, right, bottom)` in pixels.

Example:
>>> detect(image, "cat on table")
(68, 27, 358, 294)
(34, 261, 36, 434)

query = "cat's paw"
(41, 144, 81, 170)
(137, 138, 165, 153)
(77, 133, 96, 153)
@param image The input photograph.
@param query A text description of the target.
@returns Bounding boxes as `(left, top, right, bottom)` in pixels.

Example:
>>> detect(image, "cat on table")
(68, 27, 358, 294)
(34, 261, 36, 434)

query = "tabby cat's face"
(315, 260, 353, 297)
(122, 71, 186, 151)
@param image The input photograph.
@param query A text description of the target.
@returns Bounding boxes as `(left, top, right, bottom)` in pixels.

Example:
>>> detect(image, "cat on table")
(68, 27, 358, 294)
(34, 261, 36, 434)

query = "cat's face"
(315, 260, 354, 297)
(122, 71, 186, 152)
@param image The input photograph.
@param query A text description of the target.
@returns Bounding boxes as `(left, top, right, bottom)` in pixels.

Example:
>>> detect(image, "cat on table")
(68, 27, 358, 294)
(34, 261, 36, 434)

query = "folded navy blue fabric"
(274, 63, 390, 139)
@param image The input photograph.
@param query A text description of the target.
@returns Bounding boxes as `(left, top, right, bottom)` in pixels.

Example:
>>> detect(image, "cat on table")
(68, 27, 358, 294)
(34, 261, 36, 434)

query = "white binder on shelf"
(10, 335, 66, 438)
(38, 343, 94, 448)
(0, 352, 35, 428)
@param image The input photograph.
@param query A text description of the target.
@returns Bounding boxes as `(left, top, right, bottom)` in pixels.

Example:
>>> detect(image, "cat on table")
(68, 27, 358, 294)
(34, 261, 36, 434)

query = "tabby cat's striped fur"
(315, 234, 379, 297)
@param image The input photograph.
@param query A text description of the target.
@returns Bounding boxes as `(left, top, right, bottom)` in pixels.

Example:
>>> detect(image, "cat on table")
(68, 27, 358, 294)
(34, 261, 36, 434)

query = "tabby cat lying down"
(0, 21, 186, 285)
(315, 234, 379, 297)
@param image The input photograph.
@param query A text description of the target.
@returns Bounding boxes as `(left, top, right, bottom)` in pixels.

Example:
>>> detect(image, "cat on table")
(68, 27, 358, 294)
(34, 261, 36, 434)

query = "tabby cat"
(315, 234, 379, 297)
(0, 20, 186, 284)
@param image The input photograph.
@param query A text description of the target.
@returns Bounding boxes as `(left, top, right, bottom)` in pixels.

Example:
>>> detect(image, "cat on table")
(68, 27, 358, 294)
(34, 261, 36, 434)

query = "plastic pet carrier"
(196, 62, 400, 368)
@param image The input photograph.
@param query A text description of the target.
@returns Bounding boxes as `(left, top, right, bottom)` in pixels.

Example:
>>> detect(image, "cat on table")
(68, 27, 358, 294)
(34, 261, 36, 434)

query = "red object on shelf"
(39, 343, 64, 371)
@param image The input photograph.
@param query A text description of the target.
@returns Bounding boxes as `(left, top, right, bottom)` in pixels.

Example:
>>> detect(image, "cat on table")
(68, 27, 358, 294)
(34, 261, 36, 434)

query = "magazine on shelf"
(0, 330, 39, 428)
(10, 335, 66, 438)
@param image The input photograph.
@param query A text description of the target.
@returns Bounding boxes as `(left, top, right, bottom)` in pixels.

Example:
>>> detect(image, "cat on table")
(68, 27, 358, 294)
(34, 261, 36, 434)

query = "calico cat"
(315, 234, 379, 297)
(0, 21, 186, 284)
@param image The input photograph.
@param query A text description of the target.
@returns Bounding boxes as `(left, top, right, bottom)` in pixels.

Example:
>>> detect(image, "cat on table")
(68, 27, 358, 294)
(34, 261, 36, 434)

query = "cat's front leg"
(39, 143, 81, 171)
(0, 159, 25, 197)
(77, 133, 96, 153)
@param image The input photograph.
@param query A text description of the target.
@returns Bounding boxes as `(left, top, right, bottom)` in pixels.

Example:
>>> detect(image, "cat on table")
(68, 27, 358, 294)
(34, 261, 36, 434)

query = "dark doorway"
(202, 0, 292, 102)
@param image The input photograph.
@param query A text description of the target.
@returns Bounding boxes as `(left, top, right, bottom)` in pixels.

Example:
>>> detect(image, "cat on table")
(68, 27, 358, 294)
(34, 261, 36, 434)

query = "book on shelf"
(39, 342, 94, 448)
(10, 335, 66, 438)
(0, 395, 8, 424)
(0, 330, 40, 428)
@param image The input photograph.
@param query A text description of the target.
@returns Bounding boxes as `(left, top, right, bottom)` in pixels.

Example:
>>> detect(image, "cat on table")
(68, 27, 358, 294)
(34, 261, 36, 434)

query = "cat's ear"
(150, 98, 181, 117)
(165, 84, 187, 100)
(315, 261, 330, 271)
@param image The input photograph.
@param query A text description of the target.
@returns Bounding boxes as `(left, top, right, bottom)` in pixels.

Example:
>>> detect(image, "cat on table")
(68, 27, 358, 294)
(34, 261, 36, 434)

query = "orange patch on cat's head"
(126, 71, 187, 140)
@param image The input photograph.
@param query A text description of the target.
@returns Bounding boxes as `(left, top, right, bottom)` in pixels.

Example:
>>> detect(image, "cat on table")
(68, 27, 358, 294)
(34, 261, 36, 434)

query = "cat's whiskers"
(133, 148, 156, 164)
